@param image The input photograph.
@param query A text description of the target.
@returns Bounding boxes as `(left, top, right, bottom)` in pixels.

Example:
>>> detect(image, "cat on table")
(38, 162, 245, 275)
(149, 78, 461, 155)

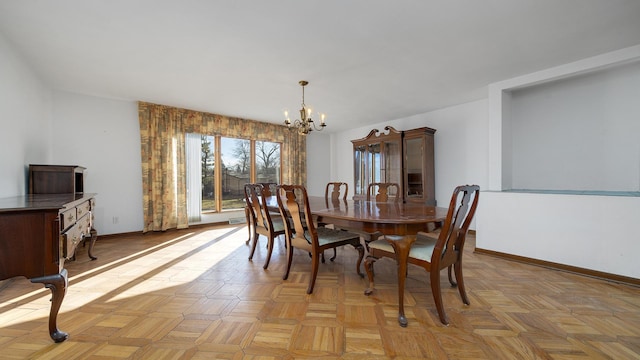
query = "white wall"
(318, 99, 489, 212)
(51, 91, 143, 235)
(480, 45, 640, 279)
(47, 92, 247, 234)
(510, 61, 640, 192)
(305, 133, 332, 197)
(480, 191, 640, 278)
(0, 33, 52, 197)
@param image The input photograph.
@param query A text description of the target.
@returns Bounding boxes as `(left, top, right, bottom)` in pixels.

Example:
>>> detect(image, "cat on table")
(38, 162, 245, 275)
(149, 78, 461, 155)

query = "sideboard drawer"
(61, 212, 91, 260)
(76, 200, 92, 219)
(60, 207, 77, 231)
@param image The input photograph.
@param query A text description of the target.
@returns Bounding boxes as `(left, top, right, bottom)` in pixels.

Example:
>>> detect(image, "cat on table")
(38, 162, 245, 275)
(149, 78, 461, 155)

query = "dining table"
(264, 194, 448, 323)
(264, 195, 448, 235)
(318, 197, 450, 325)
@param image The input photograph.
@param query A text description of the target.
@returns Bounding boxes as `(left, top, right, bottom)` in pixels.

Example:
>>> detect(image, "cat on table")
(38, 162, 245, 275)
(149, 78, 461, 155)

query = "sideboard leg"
(87, 228, 98, 260)
(31, 269, 69, 343)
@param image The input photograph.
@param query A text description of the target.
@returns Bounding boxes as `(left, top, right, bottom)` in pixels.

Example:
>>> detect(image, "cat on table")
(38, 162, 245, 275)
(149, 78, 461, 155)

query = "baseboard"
(474, 247, 640, 287)
(97, 221, 235, 240)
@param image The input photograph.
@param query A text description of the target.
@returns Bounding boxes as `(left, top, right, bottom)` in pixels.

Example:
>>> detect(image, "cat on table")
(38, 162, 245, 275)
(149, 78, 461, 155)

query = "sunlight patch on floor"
(0, 226, 247, 326)
(96, 227, 245, 303)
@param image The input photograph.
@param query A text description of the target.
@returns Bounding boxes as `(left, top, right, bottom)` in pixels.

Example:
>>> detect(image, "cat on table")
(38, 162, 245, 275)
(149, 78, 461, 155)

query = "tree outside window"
(256, 140, 280, 184)
(189, 135, 282, 214)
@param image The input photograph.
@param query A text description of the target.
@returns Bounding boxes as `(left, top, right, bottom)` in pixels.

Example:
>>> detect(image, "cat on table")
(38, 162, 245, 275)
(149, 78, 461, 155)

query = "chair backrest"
(245, 183, 277, 231)
(432, 184, 480, 269)
(257, 182, 277, 197)
(367, 182, 400, 202)
(325, 182, 348, 201)
(276, 184, 317, 247)
(244, 183, 257, 223)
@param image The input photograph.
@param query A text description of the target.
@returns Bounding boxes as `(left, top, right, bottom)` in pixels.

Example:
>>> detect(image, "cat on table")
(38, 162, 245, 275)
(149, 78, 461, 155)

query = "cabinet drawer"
(61, 212, 91, 260)
(76, 200, 92, 219)
(60, 207, 77, 231)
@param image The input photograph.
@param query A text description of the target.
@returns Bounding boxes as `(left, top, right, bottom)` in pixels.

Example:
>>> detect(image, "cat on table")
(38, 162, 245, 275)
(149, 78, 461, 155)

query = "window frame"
(190, 134, 283, 215)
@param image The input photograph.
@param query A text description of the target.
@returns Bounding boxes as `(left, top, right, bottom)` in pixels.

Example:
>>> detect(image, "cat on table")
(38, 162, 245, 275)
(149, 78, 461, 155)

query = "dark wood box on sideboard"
(28, 164, 85, 194)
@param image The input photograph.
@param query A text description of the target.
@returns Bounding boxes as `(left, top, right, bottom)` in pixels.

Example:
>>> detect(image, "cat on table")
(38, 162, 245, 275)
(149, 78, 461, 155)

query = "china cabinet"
(352, 126, 435, 204)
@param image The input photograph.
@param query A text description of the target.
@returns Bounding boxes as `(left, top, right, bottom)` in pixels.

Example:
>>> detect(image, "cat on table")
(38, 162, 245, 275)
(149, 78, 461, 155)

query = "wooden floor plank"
(1, 223, 639, 359)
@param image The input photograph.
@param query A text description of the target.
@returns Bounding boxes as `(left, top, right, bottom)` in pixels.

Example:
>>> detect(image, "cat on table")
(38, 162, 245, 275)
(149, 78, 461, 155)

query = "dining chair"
(364, 184, 480, 326)
(257, 182, 277, 196)
(352, 182, 402, 245)
(276, 184, 365, 294)
(320, 182, 349, 261)
(245, 183, 286, 269)
(257, 182, 280, 215)
(367, 182, 400, 203)
(321, 181, 381, 268)
(325, 182, 348, 201)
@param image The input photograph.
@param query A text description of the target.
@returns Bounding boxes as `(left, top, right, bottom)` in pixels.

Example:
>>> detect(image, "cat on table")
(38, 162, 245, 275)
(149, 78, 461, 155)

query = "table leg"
(30, 268, 69, 343)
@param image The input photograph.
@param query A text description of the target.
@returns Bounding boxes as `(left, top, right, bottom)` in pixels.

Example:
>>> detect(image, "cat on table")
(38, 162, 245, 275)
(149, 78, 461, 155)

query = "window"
(201, 135, 215, 211)
(255, 140, 281, 184)
(186, 134, 282, 219)
(220, 137, 251, 211)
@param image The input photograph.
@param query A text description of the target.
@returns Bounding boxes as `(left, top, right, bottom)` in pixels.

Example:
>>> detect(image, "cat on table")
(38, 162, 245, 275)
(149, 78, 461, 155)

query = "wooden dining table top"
(265, 195, 448, 236)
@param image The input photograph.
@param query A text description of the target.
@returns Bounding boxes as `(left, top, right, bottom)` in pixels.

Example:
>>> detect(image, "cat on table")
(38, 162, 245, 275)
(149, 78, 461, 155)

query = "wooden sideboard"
(0, 193, 97, 342)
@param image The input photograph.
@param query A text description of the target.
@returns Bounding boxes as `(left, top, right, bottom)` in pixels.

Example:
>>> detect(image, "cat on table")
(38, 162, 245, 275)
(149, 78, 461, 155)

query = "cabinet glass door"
(354, 145, 366, 197)
(404, 137, 424, 199)
(368, 143, 381, 184)
(352, 126, 407, 201)
(385, 140, 402, 197)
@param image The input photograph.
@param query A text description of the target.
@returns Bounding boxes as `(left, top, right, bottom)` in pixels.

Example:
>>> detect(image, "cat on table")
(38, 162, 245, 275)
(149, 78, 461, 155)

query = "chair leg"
(431, 269, 448, 325)
(307, 251, 320, 294)
(354, 244, 364, 278)
(364, 256, 377, 295)
(454, 261, 470, 305)
(330, 248, 337, 261)
(244, 207, 251, 245)
(283, 238, 294, 281)
(248, 232, 259, 261)
(263, 235, 274, 269)
(448, 265, 456, 286)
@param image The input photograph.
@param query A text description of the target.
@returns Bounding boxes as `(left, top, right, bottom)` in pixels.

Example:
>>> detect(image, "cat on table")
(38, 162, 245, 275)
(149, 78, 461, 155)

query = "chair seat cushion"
(271, 217, 286, 232)
(368, 234, 438, 261)
(334, 226, 382, 242)
(315, 227, 360, 246)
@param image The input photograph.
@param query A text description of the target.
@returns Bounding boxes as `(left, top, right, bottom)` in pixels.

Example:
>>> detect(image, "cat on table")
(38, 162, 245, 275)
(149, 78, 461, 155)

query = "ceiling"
(1, 0, 640, 133)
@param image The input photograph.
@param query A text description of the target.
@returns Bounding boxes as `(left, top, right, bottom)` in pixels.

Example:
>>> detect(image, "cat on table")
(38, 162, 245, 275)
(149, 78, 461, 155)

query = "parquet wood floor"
(1, 224, 639, 359)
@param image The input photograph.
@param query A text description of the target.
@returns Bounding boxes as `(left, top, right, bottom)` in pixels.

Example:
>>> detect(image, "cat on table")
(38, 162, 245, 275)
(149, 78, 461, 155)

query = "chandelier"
(284, 80, 326, 135)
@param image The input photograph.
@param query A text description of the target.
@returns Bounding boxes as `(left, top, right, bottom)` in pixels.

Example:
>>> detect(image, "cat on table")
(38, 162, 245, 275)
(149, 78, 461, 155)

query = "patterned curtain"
(138, 102, 306, 233)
